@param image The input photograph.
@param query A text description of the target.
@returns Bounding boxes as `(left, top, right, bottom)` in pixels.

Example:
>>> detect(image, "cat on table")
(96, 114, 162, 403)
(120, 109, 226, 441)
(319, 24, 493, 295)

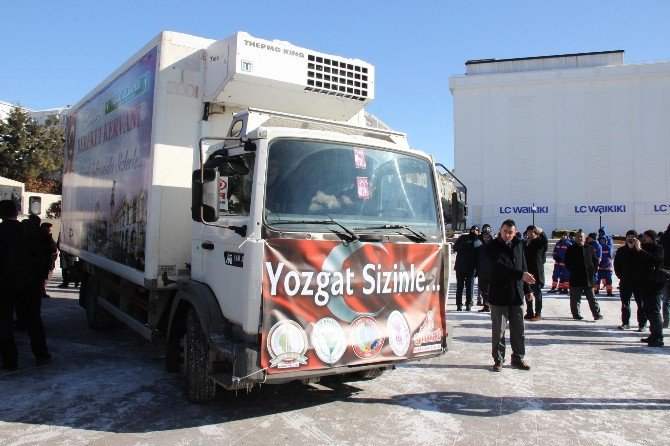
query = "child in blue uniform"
(595, 235, 614, 296)
(549, 232, 572, 294)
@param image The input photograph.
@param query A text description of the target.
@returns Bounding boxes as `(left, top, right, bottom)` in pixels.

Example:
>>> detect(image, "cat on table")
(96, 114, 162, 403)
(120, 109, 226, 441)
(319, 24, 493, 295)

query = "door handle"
(201, 242, 215, 250)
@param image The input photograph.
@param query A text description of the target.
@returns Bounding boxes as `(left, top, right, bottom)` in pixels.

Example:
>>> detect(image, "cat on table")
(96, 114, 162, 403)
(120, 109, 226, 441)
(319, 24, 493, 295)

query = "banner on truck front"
(61, 47, 157, 271)
(260, 239, 446, 374)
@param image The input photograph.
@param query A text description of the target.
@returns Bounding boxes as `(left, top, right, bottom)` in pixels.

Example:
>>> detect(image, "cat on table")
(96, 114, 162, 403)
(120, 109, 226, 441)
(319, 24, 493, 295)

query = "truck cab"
(178, 108, 451, 400)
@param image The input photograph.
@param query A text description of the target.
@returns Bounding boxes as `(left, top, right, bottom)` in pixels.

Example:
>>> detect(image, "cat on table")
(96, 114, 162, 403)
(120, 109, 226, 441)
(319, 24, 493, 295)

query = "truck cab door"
(200, 151, 260, 330)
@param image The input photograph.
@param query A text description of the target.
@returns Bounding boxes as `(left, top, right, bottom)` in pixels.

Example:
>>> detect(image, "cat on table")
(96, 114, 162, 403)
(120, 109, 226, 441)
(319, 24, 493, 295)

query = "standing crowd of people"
(452, 220, 670, 371)
(0, 199, 80, 371)
(0, 200, 54, 370)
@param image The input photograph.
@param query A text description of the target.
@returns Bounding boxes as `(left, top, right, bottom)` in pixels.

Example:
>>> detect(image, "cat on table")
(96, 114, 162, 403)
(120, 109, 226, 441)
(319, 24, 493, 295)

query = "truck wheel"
(185, 308, 217, 402)
(83, 274, 116, 330)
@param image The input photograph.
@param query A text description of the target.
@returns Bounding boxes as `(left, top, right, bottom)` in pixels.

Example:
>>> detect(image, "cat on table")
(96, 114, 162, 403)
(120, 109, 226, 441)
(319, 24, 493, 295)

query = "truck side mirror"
(29, 196, 42, 215)
(191, 168, 219, 222)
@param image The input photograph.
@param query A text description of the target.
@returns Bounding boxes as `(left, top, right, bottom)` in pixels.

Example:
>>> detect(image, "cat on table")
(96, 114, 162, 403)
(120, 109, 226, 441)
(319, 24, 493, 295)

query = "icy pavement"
(1, 260, 669, 446)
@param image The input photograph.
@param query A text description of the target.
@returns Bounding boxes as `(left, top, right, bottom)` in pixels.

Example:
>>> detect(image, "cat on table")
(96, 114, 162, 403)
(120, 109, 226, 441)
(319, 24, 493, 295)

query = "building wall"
(0, 100, 69, 126)
(0, 175, 61, 219)
(450, 57, 670, 235)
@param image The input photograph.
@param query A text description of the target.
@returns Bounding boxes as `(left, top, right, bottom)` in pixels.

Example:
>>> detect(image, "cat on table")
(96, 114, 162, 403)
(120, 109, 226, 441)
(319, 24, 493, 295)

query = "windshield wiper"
(357, 224, 427, 242)
(269, 218, 359, 241)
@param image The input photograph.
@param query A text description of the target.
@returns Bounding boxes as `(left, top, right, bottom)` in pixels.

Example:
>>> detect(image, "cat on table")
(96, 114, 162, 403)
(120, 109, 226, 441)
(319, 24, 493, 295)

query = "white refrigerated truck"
(60, 31, 452, 402)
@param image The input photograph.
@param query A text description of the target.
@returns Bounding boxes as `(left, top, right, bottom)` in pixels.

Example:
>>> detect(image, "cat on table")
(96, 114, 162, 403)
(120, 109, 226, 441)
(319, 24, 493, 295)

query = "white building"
(0, 100, 69, 126)
(0, 175, 61, 218)
(450, 51, 670, 235)
(0, 100, 16, 121)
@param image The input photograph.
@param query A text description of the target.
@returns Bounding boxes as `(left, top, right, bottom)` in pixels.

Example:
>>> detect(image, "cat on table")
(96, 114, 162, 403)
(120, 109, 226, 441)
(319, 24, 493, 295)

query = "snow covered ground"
(1, 259, 669, 445)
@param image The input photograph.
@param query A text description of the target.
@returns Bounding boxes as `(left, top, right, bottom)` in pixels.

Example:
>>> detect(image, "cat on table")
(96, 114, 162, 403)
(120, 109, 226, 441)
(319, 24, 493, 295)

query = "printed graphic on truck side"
(61, 47, 157, 271)
(261, 239, 446, 374)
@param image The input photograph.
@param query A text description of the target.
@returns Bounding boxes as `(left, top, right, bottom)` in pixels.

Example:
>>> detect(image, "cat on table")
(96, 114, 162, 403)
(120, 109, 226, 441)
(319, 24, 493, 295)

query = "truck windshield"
(264, 139, 440, 234)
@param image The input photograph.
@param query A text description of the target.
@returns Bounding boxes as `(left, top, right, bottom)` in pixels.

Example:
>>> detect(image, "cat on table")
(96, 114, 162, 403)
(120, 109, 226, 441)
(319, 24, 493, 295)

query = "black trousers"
(526, 283, 543, 317)
(663, 282, 669, 328)
(62, 267, 71, 285)
(17, 280, 49, 359)
(455, 271, 474, 309)
(642, 292, 664, 341)
(569, 286, 601, 318)
(620, 285, 646, 328)
(490, 304, 525, 362)
(478, 274, 491, 305)
(0, 294, 18, 368)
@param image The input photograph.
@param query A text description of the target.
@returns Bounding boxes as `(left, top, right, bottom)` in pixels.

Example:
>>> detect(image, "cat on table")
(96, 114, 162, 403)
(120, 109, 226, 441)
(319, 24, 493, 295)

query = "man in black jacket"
(17, 214, 52, 365)
(453, 225, 481, 311)
(476, 232, 494, 313)
(488, 220, 535, 372)
(523, 225, 548, 321)
(0, 200, 21, 370)
(614, 230, 646, 331)
(635, 230, 665, 347)
(565, 230, 603, 321)
(659, 224, 670, 328)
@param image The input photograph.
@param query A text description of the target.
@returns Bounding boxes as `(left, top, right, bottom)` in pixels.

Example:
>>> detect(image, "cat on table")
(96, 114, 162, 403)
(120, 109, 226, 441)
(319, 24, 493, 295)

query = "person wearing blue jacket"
(595, 235, 614, 296)
(598, 226, 614, 248)
(549, 232, 572, 294)
(587, 232, 602, 288)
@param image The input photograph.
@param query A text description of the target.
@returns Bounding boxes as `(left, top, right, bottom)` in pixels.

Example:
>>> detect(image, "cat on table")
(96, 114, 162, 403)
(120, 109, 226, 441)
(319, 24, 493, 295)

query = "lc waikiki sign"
(497, 205, 550, 215)
(573, 204, 627, 214)
(648, 202, 670, 214)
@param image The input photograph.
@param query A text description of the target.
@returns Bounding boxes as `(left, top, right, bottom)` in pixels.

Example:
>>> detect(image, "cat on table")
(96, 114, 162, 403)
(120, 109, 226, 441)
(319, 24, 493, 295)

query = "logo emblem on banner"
(312, 317, 347, 364)
(412, 310, 442, 354)
(267, 320, 309, 368)
(387, 310, 411, 356)
(350, 316, 384, 358)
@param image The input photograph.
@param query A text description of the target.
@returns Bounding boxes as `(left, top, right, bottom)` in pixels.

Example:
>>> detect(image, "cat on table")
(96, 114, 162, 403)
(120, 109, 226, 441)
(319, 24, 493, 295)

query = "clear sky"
(2, 1, 669, 168)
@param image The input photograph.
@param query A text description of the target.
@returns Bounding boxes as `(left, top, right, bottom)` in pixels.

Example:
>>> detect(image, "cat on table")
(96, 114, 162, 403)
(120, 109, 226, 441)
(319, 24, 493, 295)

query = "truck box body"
(61, 32, 214, 287)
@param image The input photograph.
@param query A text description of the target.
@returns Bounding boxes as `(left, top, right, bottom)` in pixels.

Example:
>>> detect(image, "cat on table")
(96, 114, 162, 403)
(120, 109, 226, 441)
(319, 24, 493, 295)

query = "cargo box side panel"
(144, 33, 212, 286)
(61, 46, 159, 282)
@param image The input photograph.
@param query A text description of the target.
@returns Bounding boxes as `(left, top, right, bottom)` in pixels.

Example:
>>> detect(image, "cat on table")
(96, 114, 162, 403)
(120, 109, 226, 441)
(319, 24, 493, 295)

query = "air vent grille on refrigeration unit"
(305, 54, 369, 101)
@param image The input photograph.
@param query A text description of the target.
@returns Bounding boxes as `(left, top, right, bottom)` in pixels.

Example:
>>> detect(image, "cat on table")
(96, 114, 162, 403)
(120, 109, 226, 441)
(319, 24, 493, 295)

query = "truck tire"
(83, 274, 116, 330)
(185, 307, 217, 402)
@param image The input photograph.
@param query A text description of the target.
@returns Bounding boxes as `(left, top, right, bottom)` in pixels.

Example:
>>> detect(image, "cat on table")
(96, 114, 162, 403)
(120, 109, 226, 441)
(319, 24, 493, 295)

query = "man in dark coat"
(523, 225, 548, 321)
(57, 232, 78, 288)
(565, 230, 603, 320)
(17, 214, 52, 365)
(659, 223, 670, 328)
(487, 219, 535, 372)
(634, 230, 665, 347)
(39, 222, 58, 298)
(0, 200, 22, 370)
(475, 224, 493, 306)
(614, 230, 646, 331)
(479, 224, 493, 241)
(453, 225, 481, 311)
(476, 232, 494, 313)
